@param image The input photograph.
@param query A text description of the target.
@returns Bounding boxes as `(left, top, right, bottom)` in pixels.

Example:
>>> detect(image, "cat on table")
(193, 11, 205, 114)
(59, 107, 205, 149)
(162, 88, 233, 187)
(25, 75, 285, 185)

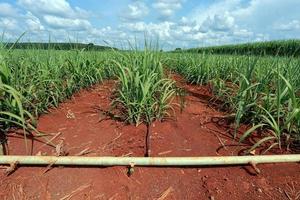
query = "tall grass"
(111, 45, 178, 126)
(5, 49, 114, 115)
(182, 40, 300, 57)
(0, 40, 179, 155)
(110, 43, 179, 156)
(0, 43, 115, 154)
(1, 38, 300, 155)
(0, 44, 37, 154)
(167, 53, 300, 152)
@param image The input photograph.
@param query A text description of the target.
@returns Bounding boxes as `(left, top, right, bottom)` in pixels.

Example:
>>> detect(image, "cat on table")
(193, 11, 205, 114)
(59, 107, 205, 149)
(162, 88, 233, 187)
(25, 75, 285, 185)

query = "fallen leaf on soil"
(157, 186, 174, 200)
(102, 132, 122, 150)
(108, 193, 119, 200)
(55, 138, 68, 156)
(121, 152, 133, 157)
(42, 163, 56, 174)
(250, 149, 256, 155)
(158, 150, 172, 155)
(60, 183, 91, 200)
(66, 109, 75, 119)
(74, 148, 93, 156)
(249, 162, 261, 174)
(37, 132, 62, 150)
(283, 182, 300, 200)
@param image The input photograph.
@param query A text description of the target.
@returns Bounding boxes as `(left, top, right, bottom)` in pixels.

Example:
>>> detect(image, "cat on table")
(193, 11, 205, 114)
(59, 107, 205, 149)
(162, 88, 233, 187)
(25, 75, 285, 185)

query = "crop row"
(1, 45, 300, 154)
(0, 46, 177, 154)
(180, 40, 300, 57)
(166, 53, 300, 152)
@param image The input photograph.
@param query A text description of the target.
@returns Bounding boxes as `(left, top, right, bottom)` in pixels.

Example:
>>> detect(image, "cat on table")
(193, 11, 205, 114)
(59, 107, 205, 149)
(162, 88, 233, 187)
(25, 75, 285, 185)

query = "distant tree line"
(3, 42, 118, 51)
(174, 40, 300, 57)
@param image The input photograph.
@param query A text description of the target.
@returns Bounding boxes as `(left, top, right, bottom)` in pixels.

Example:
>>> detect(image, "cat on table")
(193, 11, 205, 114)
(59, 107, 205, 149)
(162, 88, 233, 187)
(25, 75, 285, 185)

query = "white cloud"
(26, 12, 45, 31)
(43, 15, 91, 31)
(119, 15, 257, 48)
(274, 20, 300, 31)
(201, 12, 235, 32)
(17, 0, 90, 19)
(0, 18, 18, 30)
(74, 6, 91, 19)
(120, 22, 146, 32)
(188, 0, 300, 45)
(121, 21, 175, 41)
(1, 0, 300, 49)
(153, 0, 183, 20)
(120, 1, 149, 21)
(88, 26, 129, 46)
(16, 0, 93, 33)
(233, 0, 300, 28)
(233, 29, 253, 38)
(147, 21, 174, 39)
(0, 3, 19, 17)
(196, 0, 300, 38)
(0, 0, 95, 42)
(190, 0, 241, 24)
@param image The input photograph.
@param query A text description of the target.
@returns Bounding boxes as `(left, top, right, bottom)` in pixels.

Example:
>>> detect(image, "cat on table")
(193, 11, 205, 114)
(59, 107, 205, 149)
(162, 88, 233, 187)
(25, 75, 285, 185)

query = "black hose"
(145, 123, 151, 157)
(0, 131, 8, 155)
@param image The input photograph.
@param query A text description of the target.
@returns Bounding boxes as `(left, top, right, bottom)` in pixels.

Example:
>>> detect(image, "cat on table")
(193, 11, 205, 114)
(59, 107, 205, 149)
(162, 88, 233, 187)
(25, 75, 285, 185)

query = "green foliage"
(0, 40, 178, 152)
(182, 40, 300, 57)
(166, 53, 300, 152)
(112, 48, 177, 125)
(3, 42, 118, 51)
(0, 49, 37, 153)
(0, 44, 116, 153)
(1, 38, 300, 154)
(3, 49, 115, 116)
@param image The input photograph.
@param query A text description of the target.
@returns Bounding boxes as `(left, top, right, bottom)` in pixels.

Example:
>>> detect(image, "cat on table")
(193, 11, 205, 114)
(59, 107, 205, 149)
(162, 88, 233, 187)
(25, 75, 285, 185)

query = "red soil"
(1, 76, 299, 200)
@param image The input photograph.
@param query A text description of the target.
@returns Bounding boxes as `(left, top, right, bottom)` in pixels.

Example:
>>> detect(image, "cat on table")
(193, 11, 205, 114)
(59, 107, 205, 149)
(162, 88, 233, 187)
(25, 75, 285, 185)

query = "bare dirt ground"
(1, 75, 299, 200)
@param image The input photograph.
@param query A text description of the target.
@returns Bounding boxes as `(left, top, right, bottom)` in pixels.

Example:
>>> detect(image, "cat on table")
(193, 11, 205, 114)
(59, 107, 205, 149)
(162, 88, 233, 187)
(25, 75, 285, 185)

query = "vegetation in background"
(4, 42, 118, 51)
(179, 40, 300, 57)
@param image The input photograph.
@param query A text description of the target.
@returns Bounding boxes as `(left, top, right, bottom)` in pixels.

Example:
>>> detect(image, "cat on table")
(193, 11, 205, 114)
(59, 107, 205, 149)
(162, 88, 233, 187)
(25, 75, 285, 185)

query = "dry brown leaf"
(157, 186, 174, 200)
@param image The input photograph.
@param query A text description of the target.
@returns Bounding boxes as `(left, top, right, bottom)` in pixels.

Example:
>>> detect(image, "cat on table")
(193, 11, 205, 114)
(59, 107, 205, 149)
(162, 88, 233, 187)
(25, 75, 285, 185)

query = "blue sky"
(0, 0, 300, 49)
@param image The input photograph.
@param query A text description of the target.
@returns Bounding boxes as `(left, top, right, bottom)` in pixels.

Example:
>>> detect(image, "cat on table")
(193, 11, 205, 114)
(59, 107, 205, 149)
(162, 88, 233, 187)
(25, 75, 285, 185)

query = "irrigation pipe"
(0, 155, 299, 166)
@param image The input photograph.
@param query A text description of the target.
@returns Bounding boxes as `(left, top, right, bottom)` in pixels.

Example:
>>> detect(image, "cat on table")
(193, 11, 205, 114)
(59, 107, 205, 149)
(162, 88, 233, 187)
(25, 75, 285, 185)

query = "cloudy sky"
(0, 0, 299, 49)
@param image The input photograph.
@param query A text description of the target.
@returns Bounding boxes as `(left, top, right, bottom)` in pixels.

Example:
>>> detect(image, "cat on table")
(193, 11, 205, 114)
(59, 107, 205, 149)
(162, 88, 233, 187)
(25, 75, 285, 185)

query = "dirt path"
(1, 77, 299, 200)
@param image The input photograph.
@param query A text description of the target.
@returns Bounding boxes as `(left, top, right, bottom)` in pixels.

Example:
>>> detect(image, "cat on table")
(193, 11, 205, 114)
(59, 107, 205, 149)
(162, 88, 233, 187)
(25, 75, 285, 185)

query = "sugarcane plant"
(111, 43, 180, 156)
(0, 50, 38, 154)
(166, 52, 300, 153)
